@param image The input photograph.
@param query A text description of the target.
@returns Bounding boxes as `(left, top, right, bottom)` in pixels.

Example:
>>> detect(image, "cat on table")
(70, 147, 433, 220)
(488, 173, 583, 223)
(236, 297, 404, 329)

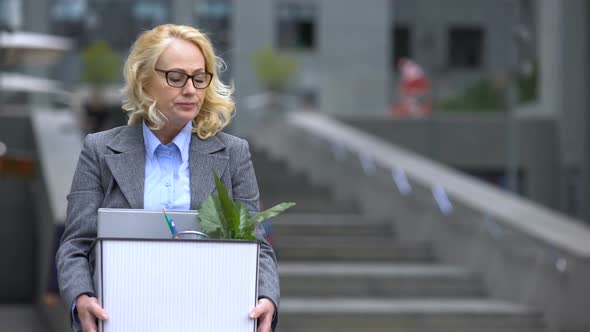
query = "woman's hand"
(76, 294, 108, 332)
(250, 298, 275, 332)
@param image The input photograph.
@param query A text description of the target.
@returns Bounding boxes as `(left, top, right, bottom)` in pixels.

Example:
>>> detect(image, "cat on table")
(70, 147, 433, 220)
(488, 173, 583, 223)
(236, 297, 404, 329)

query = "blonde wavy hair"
(122, 24, 234, 139)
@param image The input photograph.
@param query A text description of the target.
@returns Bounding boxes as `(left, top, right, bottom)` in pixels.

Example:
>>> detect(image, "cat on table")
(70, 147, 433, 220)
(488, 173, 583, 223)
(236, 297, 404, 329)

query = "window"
(132, 0, 169, 42)
(51, 0, 86, 22)
(83, 0, 169, 51)
(393, 25, 411, 70)
(0, 0, 23, 31)
(194, 1, 232, 55)
(90, 1, 134, 50)
(50, 0, 87, 42)
(448, 26, 484, 68)
(194, 0, 232, 79)
(276, 3, 316, 50)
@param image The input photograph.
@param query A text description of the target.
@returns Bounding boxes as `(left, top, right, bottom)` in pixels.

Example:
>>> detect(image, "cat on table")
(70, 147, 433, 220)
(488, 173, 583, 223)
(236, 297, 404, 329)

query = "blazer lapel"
(104, 126, 145, 209)
(189, 135, 228, 210)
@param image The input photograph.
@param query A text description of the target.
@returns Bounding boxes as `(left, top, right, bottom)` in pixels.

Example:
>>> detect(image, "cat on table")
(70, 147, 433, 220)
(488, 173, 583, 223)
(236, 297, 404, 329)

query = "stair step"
(279, 263, 484, 298)
(273, 213, 389, 225)
(257, 171, 318, 184)
(252, 150, 362, 213)
(261, 197, 359, 213)
(0, 305, 45, 332)
(275, 237, 433, 262)
(259, 185, 331, 197)
(251, 156, 310, 182)
(272, 214, 393, 237)
(260, 192, 351, 203)
(259, 183, 330, 195)
(278, 298, 545, 332)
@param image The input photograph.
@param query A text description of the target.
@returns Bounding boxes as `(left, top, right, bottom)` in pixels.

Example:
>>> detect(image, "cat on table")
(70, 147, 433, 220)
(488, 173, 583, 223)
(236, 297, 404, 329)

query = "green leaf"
(250, 202, 296, 225)
(236, 201, 251, 229)
(198, 170, 296, 240)
(236, 202, 256, 240)
(198, 194, 224, 238)
(239, 231, 257, 241)
(213, 170, 240, 238)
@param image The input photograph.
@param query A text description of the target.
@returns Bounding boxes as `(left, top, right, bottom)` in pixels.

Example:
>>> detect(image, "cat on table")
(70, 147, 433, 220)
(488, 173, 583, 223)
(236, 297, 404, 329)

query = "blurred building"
(3, 0, 589, 222)
(5, 0, 532, 112)
(233, 0, 535, 115)
(392, 0, 536, 101)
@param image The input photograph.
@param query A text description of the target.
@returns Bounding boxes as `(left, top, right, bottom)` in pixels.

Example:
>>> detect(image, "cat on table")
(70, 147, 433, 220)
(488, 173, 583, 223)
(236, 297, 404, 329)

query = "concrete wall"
(22, 0, 50, 33)
(314, 0, 390, 115)
(171, 0, 194, 26)
(538, 0, 590, 221)
(337, 113, 560, 211)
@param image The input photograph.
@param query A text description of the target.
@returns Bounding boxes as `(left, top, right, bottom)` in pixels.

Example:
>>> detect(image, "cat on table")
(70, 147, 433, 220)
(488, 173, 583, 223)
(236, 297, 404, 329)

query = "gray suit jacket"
(56, 125, 280, 324)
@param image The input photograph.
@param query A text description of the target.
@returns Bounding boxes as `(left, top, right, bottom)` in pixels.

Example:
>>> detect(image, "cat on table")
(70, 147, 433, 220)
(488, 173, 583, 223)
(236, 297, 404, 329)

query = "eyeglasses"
(155, 68, 213, 89)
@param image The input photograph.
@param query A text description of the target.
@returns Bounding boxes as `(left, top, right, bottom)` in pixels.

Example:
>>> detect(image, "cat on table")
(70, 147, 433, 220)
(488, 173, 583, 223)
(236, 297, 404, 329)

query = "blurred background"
(1, 0, 590, 331)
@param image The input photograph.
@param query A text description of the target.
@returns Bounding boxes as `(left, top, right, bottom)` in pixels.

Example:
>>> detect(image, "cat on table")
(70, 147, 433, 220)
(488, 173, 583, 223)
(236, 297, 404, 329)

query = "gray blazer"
(56, 125, 280, 322)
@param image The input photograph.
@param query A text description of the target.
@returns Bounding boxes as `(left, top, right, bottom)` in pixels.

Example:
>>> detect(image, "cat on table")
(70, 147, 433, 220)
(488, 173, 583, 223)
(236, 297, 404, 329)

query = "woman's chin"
(166, 113, 197, 127)
(169, 108, 197, 118)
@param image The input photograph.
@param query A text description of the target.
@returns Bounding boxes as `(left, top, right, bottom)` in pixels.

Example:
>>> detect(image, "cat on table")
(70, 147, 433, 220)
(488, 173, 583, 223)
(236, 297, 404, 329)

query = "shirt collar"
(172, 121, 192, 163)
(143, 121, 192, 162)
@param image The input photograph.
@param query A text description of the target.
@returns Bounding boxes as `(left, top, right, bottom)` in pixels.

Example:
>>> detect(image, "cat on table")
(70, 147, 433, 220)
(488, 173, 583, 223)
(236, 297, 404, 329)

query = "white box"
(93, 238, 259, 332)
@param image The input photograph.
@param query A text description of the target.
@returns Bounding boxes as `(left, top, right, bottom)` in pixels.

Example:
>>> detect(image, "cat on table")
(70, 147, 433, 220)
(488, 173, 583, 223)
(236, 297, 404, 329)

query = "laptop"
(97, 208, 200, 239)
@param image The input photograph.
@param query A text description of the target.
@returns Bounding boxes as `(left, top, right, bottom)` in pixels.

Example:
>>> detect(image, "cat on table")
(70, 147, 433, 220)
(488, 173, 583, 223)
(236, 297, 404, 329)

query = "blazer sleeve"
(56, 134, 104, 310)
(230, 138, 280, 328)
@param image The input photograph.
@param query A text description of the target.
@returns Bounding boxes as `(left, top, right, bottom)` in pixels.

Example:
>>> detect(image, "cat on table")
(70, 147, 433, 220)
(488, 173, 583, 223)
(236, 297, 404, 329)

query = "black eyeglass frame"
(154, 68, 214, 89)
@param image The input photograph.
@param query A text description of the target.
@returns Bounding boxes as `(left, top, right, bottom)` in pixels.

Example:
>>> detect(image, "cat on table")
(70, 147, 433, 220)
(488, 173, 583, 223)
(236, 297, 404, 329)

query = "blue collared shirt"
(142, 120, 192, 211)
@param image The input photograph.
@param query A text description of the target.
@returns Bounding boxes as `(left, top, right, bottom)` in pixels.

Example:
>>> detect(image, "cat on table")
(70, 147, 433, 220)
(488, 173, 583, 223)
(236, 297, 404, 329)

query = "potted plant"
(80, 40, 120, 132)
(252, 46, 297, 113)
(198, 170, 295, 240)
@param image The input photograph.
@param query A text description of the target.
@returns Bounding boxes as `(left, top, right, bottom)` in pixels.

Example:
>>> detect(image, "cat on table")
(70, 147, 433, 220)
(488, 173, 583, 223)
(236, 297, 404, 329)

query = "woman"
(56, 24, 279, 332)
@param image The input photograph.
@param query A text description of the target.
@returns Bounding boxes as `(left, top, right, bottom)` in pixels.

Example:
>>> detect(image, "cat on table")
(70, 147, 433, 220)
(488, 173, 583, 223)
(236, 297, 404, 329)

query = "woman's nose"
(181, 81, 196, 95)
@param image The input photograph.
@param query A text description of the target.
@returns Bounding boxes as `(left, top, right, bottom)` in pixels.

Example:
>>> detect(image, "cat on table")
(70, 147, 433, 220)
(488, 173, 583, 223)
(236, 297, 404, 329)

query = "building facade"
(4, 0, 589, 221)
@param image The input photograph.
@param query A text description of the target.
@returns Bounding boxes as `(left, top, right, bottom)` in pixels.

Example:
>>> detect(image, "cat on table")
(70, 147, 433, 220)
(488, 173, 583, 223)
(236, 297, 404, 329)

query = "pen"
(162, 208, 178, 237)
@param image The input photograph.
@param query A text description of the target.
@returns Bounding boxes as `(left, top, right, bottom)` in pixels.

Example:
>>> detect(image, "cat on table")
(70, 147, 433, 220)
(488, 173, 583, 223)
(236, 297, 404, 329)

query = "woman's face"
(147, 39, 207, 130)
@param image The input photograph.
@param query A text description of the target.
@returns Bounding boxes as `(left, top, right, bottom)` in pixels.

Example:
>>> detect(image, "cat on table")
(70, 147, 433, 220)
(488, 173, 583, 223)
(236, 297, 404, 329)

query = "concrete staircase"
(251, 148, 546, 332)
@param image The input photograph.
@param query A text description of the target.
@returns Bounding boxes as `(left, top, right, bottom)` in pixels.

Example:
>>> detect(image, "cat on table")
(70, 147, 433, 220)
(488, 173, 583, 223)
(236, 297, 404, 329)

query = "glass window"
(50, 0, 87, 43)
(393, 25, 411, 71)
(276, 2, 317, 51)
(0, 0, 23, 31)
(133, 0, 168, 33)
(194, 0, 232, 50)
(194, 0, 233, 79)
(85, 0, 169, 51)
(448, 26, 484, 68)
(52, 0, 87, 22)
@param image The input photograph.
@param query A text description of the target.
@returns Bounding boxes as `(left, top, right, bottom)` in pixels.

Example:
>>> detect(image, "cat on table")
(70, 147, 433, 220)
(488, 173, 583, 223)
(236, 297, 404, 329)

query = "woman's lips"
(176, 102, 196, 110)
